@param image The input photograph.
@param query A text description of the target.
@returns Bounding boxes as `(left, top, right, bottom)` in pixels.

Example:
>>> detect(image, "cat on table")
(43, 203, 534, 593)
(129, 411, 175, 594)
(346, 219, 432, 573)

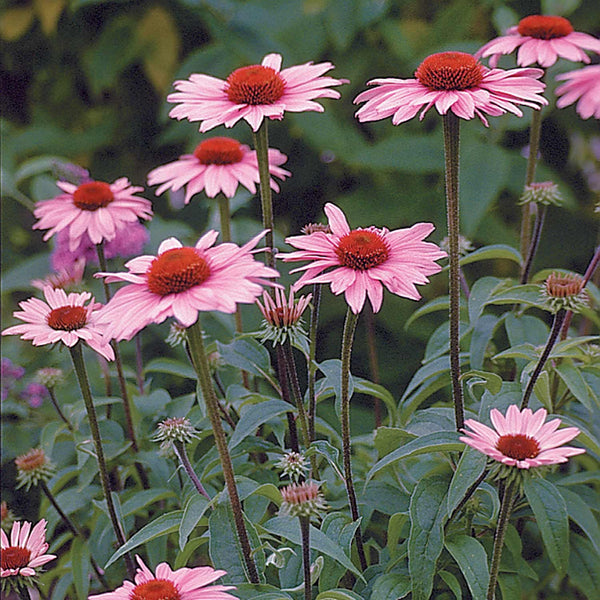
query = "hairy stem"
(308, 284, 322, 443)
(47, 388, 74, 432)
(253, 122, 275, 268)
(520, 205, 547, 284)
(173, 440, 211, 500)
(300, 516, 312, 600)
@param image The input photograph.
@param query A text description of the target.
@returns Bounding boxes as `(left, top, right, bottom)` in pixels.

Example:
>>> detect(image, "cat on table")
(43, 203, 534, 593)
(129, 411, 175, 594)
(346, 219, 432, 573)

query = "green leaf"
(121, 489, 176, 517)
(552, 414, 600, 456)
(209, 502, 250, 582)
(557, 486, 600, 555)
(445, 534, 489, 600)
(461, 370, 503, 398)
(523, 477, 569, 574)
(387, 513, 408, 558)
(554, 361, 593, 411)
(447, 447, 487, 518)
(488, 284, 543, 307)
(316, 359, 354, 416)
(498, 573, 521, 600)
(315, 591, 365, 600)
(468, 277, 504, 324)
(569, 533, 600, 600)
(104, 511, 182, 568)
(354, 378, 397, 425)
(470, 315, 501, 371)
(145, 358, 196, 379)
(307, 439, 344, 481)
(232, 584, 294, 599)
(217, 337, 275, 383)
(439, 570, 462, 600)
(370, 573, 411, 599)
(71, 537, 90, 600)
(361, 481, 410, 516)
(459, 244, 523, 267)
(367, 431, 463, 483)
(229, 399, 295, 449)
(409, 474, 449, 600)
(179, 494, 211, 551)
(405, 296, 449, 329)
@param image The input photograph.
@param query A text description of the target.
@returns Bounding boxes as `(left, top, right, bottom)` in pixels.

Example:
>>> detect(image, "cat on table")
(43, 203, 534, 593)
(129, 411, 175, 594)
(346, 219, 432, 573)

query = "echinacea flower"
(33, 178, 152, 252)
(542, 271, 588, 313)
(2, 286, 114, 361)
(15, 448, 55, 490)
(168, 53, 347, 132)
(354, 51, 547, 127)
(556, 65, 600, 120)
(1, 520, 56, 577)
(95, 231, 279, 341)
(148, 136, 290, 203)
(475, 15, 600, 68)
(461, 405, 585, 469)
(280, 481, 327, 519)
(31, 258, 86, 292)
(279, 203, 446, 314)
(88, 554, 236, 600)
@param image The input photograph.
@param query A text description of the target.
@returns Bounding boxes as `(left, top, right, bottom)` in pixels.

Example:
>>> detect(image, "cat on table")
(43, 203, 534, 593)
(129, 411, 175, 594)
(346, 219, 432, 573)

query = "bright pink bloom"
(95, 232, 280, 340)
(475, 15, 600, 68)
(33, 178, 152, 251)
(168, 53, 347, 132)
(354, 51, 547, 127)
(31, 259, 86, 291)
(1, 520, 56, 577)
(2, 287, 114, 361)
(461, 405, 585, 469)
(279, 203, 446, 314)
(556, 65, 600, 120)
(89, 555, 236, 600)
(148, 136, 290, 203)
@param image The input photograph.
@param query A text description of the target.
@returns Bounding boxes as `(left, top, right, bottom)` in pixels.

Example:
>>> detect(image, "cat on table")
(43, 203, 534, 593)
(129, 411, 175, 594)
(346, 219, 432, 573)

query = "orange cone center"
(147, 247, 210, 296)
(415, 52, 484, 91)
(335, 230, 390, 270)
(496, 433, 540, 460)
(131, 579, 181, 600)
(1, 546, 31, 570)
(517, 15, 573, 39)
(226, 65, 285, 105)
(47, 306, 87, 331)
(72, 182, 114, 211)
(194, 137, 244, 165)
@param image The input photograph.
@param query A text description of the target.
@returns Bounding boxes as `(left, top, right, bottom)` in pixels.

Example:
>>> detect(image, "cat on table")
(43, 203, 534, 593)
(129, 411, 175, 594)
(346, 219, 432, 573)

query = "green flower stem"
(520, 204, 547, 284)
(217, 193, 232, 242)
(47, 388, 74, 432)
(135, 333, 145, 395)
(186, 319, 260, 584)
(300, 515, 312, 600)
(39, 480, 108, 588)
(487, 481, 516, 600)
(173, 440, 211, 500)
(276, 345, 300, 454)
(283, 341, 311, 448)
(520, 309, 566, 410)
(252, 121, 275, 268)
(446, 469, 487, 527)
(442, 112, 465, 431)
(308, 283, 322, 443)
(15, 586, 32, 600)
(340, 307, 367, 571)
(68, 343, 135, 578)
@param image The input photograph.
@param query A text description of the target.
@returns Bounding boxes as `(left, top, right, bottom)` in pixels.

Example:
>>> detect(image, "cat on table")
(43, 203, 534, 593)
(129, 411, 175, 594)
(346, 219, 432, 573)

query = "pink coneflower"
(33, 178, 152, 251)
(95, 231, 279, 341)
(556, 65, 600, 120)
(148, 136, 290, 203)
(461, 405, 585, 469)
(31, 258, 85, 291)
(1, 520, 56, 577)
(279, 203, 446, 314)
(475, 15, 600, 68)
(2, 286, 114, 361)
(89, 555, 236, 600)
(168, 53, 347, 132)
(354, 51, 547, 127)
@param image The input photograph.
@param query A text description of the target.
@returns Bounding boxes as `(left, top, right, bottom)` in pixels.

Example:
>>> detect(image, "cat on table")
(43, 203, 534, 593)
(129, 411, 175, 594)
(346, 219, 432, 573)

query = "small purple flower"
(1, 358, 25, 400)
(21, 383, 50, 408)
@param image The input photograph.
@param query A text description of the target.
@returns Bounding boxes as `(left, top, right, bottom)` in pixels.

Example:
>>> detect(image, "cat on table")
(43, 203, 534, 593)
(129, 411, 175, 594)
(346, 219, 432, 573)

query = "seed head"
(15, 449, 55, 490)
(276, 451, 309, 482)
(35, 367, 65, 389)
(153, 417, 200, 452)
(519, 181, 562, 206)
(542, 272, 588, 313)
(280, 481, 327, 520)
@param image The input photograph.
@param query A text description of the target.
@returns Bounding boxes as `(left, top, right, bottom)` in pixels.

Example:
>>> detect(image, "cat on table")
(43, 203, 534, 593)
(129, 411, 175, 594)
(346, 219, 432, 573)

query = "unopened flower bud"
(153, 417, 199, 452)
(277, 451, 309, 482)
(35, 367, 65, 389)
(519, 181, 562, 206)
(256, 288, 311, 348)
(280, 481, 327, 520)
(440, 234, 474, 256)
(542, 272, 588, 313)
(301, 223, 332, 235)
(166, 322, 188, 347)
(15, 448, 55, 491)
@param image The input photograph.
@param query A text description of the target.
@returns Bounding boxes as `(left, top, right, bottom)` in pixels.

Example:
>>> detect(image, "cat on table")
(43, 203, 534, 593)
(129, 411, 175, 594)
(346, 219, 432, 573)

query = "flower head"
(20, 383, 49, 409)
(31, 259, 86, 292)
(33, 178, 152, 252)
(168, 53, 347, 132)
(35, 367, 64, 390)
(276, 451, 309, 482)
(15, 449, 55, 490)
(95, 231, 279, 340)
(556, 65, 600, 120)
(1, 520, 56, 578)
(280, 482, 327, 520)
(88, 555, 236, 600)
(354, 51, 547, 127)
(519, 181, 562, 206)
(279, 203, 446, 314)
(148, 137, 290, 203)
(542, 272, 588, 313)
(475, 15, 600, 68)
(153, 417, 200, 452)
(461, 405, 585, 470)
(1, 359, 25, 401)
(2, 287, 115, 361)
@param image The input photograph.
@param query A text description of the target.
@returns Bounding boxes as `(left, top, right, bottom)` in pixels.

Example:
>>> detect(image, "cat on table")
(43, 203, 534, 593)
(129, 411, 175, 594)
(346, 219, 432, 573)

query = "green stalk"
(173, 440, 211, 500)
(186, 319, 259, 583)
(68, 343, 134, 578)
(442, 112, 465, 431)
(300, 515, 312, 600)
(520, 204, 547, 284)
(308, 283, 322, 443)
(47, 388, 74, 432)
(340, 308, 367, 571)
(217, 193, 232, 243)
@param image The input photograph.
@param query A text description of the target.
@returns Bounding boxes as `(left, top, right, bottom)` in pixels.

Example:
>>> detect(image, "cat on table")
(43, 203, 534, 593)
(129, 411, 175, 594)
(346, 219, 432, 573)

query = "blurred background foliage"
(2, 0, 599, 409)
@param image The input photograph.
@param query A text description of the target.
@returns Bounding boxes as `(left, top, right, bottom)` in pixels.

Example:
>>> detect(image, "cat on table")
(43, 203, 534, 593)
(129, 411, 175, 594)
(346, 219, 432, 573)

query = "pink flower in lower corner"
(461, 405, 585, 469)
(475, 15, 600, 68)
(279, 203, 446, 314)
(168, 53, 347, 132)
(88, 555, 237, 600)
(148, 136, 290, 203)
(354, 51, 547, 127)
(95, 231, 279, 340)
(33, 178, 152, 251)
(555, 65, 600, 120)
(2, 287, 114, 361)
(1, 520, 56, 578)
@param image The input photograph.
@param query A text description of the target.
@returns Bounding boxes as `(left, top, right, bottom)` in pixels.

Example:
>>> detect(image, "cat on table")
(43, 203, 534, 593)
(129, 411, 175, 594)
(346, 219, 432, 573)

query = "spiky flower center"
(545, 272, 584, 298)
(131, 579, 181, 600)
(194, 137, 244, 165)
(517, 15, 574, 40)
(335, 230, 390, 270)
(147, 247, 210, 296)
(496, 434, 540, 460)
(47, 306, 87, 331)
(1, 546, 31, 570)
(15, 448, 47, 472)
(72, 182, 114, 211)
(415, 52, 484, 91)
(226, 65, 285, 105)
